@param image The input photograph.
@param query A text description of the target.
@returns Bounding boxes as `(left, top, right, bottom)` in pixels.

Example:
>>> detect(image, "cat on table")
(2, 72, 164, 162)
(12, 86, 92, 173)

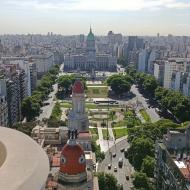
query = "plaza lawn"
(113, 128, 128, 139)
(86, 103, 98, 109)
(61, 102, 72, 108)
(61, 102, 98, 109)
(112, 120, 128, 128)
(102, 129, 110, 140)
(139, 109, 151, 122)
(86, 86, 108, 98)
(90, 127, 98, 141)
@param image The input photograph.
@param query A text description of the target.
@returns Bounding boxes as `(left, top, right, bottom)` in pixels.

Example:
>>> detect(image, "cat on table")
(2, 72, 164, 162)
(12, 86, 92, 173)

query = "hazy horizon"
(0, 0, 190, 36)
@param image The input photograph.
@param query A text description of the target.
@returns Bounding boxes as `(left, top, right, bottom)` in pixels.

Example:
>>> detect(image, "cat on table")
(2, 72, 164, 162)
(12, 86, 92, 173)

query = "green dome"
(87, 28, 95, 41)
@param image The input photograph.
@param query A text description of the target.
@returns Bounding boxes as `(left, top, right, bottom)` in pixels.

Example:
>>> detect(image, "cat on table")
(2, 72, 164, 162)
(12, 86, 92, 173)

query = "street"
(37, 83, 58, 121)
(98, 138, 134, 190)
(36, 64, 64, 121)
(130, 85, 160, 122)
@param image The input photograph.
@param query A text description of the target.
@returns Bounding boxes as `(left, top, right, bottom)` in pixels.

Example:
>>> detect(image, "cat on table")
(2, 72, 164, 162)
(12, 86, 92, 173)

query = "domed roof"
(72, 80, 84, 94)
(60, 141, 86, 175)
(87, 27, 95, 41)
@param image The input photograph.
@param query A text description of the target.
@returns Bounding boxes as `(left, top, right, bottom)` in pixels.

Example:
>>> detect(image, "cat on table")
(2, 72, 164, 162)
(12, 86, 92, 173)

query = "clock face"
(61, 155, 66, 164)
(78, 155, 86, 164)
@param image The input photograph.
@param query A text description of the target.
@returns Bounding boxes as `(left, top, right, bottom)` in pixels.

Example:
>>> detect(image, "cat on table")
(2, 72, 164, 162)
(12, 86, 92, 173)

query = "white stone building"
(64, 28, 117, 72)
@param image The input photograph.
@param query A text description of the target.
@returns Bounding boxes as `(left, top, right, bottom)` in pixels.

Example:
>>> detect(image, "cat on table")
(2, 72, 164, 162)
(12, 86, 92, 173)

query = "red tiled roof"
(72, 80, 84, 94)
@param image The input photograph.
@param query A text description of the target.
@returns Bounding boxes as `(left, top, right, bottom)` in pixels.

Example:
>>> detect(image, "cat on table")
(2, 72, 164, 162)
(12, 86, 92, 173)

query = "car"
(126, 175, 130, 180)
(124, 149, 128, 158)
(114, 166, 117, 172)
(112, 153, 116, 157)
(155, 108, 160, 113)
(118, 157, 123, 168)
(120, 148, 125, 152)
(108, 164, 111, 170)
(43, 102, 50, 106)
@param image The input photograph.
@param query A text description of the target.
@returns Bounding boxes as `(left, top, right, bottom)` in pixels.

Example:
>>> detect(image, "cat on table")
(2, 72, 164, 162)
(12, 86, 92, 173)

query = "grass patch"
(139, 109, 151, 122)
(86, 86, 108, 98)
(61, 102, 72, 108)
(86, 103, 98, 109)
(113, 128, 128, 139)
(51, 102, 62, 120)
(112, 120, 128, 128)
(90, 128, 98, 141)
(87, 83, 105, 86)
(90, 127, 98, 135)
(102, 129, 110, 140)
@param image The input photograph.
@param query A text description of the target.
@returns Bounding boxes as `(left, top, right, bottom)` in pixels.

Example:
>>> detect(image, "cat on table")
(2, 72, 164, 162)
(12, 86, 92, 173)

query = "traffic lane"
(131, 85, 160, 122)
(37, 84, 58, 121)
(98, 139, 133, 190)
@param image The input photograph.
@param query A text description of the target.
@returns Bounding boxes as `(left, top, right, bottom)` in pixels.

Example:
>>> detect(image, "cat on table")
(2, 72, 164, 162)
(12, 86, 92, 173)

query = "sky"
(0, 0, 190, 35)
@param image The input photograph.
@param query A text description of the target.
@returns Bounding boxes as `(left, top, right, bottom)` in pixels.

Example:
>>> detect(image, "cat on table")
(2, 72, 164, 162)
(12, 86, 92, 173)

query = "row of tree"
(91, 139, 105, 162)
(21, 65, 60, 121)
(127, 67, 190, 122)
(107, 74, 134, 95)
(155, 87, 190, 122)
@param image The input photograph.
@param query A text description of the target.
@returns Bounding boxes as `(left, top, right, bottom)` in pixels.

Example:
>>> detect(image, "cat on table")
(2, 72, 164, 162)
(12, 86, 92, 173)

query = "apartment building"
(153, 60, 165, 86)
(0, 64, 27, 126)
(0, 80, 8, 127)
(155, 126, 190, 190)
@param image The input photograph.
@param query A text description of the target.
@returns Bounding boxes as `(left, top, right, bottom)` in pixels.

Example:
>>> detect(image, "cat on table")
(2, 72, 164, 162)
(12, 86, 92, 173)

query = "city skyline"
(0, 0, 190, 36)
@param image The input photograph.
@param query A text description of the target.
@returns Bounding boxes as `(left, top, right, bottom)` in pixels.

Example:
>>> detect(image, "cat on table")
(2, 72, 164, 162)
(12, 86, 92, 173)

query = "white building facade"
(64, 29, 117, 72)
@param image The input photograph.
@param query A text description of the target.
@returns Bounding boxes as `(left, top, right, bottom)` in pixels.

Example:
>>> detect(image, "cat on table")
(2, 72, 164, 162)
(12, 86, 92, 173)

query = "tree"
(98, 172, 122, 190)
(91, 140, 105, 162)
(117, 57, 126, 67)
(141, 156, 155, 177)
(127, 137, 154, 170)
(107, 74, 121, 86)
(57, 75, 73, 94)
(57, 75, 87, 96)
(155, 86, 190, 122)
(133, 172, 150, 190)
(21, 96, 40, 121)
(12, 121, 37, 136)
(110, 76, 131, 95)
(142, 75, 158, 95)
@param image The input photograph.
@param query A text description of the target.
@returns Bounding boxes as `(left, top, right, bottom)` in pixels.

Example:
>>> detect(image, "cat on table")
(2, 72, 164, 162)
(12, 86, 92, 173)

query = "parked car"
(112, 153, 116, 157)
(108, 164, 111, 170)
(118, 157, 123, 168)
(114, 166, 117, 172)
